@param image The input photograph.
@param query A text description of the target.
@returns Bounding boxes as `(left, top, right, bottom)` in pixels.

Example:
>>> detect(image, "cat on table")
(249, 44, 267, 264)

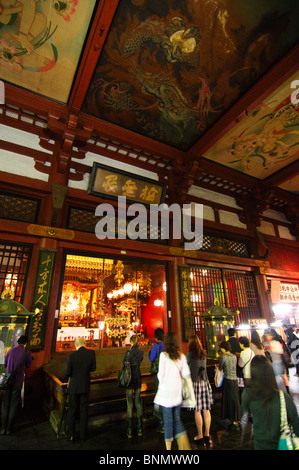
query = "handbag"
(278, 390, 299, 450)
(0, 370, 18, 390)
(117, 353, 132, 388)
(174, 360, 196, 408)
(214, 366, 224, 388)
(0, 349, 27, 391)
(181, 376, 196, 408)
(150, 343, 160, 375)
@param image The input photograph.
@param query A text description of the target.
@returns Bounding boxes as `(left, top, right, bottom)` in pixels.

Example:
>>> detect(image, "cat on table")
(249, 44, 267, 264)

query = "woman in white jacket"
(154, 332, 192, 450)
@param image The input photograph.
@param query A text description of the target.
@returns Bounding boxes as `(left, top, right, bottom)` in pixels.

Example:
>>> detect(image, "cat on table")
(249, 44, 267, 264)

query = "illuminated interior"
(55, 254, 167, 351)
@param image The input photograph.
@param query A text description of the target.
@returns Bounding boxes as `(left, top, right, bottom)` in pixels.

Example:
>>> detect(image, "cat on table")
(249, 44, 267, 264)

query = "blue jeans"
(162, 405, 186, 442)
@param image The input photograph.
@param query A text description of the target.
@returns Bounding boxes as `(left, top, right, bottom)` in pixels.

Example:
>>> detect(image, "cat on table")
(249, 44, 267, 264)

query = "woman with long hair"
(218, 340, 241, 430)
(241, 355, 299, 449)
(123, 334, 143, 438)
(154, 332, 192, 450)
(187, 335, 213, 447)
(250, 330, 265, 356)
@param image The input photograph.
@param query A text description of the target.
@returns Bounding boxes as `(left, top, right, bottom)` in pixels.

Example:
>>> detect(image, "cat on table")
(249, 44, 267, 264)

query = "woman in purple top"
(1, 335, 32, 435)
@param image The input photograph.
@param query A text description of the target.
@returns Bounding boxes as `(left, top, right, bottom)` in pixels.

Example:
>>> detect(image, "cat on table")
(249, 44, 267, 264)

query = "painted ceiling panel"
(203, 74, 299, 181)
(82, 0, 299, 150)
(279, 175, 299, 194)
(0, 0, 97, 103)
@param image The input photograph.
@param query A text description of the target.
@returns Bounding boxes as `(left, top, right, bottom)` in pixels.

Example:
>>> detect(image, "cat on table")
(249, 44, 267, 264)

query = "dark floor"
(0, 368, 299, 456)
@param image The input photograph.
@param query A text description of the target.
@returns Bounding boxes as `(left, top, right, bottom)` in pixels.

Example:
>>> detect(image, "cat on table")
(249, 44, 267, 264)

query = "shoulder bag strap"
(279, 390, 290, 436)
(173, 357, 183, 377)
(243, 350, 254, 368)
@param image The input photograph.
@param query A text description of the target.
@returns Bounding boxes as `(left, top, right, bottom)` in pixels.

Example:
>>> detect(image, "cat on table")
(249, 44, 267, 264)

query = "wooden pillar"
(255, 272, 273, 323)
(168, 256, 187, 351)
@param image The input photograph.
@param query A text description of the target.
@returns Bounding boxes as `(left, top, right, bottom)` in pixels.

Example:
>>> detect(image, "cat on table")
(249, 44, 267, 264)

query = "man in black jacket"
(64, 337, 96, 441)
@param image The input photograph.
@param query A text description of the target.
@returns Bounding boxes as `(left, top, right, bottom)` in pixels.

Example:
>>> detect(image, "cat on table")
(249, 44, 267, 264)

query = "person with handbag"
(238, 336, 255, 387)
(241, 355, 299, 450)
(154, 331, 192, 450)
(1, 335, 32, 435)
(187, 335, 213, 448)
(123, 334, 143, 438)
(218, 340, 241, 431)
(149, 327, 164, 433)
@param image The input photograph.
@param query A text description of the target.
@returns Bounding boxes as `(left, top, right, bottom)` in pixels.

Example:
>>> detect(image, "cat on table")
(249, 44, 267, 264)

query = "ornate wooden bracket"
(171, 159, 203, 204)
(39, 111, 93, 183)
(285, 203, 299, 238)
(236, 187, 275, 231)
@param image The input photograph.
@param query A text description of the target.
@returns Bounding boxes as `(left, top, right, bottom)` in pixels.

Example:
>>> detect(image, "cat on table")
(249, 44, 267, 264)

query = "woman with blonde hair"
(187, 335, 213, 447)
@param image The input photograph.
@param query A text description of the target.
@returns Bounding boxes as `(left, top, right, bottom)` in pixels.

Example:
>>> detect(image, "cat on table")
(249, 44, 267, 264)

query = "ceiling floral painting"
(203, 74, 299, 180)
(82, 0, 299, 150)
(0, 0, 96, 103)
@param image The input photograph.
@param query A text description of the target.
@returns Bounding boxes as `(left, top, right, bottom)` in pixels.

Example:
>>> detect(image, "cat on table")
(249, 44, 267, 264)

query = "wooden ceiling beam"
(261, 156, 299, 190)
(69, 0, 121, 110)
(271, 186, 299, 204)
(83, 142, 170, 178)
(83, 114, 185, 163)
(2, 83, 67, 120)
(0, 139, 51, 164)
(194, 157, 258, 189)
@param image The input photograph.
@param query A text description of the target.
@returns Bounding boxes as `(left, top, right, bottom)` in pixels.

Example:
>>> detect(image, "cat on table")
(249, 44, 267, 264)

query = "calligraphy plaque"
(28, 250, 56, 350)
(88, 162, 167, 206)
(178, 265, 194, 341)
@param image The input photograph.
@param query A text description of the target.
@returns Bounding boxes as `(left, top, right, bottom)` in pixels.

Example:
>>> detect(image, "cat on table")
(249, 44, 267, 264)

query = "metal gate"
(189, 266, 261, 343)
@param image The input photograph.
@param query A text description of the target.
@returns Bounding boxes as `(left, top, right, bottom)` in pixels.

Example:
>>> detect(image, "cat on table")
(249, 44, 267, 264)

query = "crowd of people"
(1, 325, 299, 451)
(126, 325, 299, 450)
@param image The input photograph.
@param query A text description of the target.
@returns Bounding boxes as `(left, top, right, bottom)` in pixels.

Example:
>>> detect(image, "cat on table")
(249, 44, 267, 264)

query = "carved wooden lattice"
(0, 193, 40, 223)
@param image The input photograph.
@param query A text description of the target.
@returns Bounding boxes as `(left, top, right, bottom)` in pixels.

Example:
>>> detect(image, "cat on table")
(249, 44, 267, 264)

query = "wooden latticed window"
(0, 193, 40, 223)
(189, 266, 261, 343)
(0, 242, 32, 303)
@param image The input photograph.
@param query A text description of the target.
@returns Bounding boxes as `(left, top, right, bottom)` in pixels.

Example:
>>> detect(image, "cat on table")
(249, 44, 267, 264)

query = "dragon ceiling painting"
(0, 0, 97, 103)
(83, 0, 299, 151)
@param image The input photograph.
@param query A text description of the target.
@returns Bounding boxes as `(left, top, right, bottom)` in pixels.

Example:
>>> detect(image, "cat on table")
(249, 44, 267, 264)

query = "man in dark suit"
(64, 337, 96, 441)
